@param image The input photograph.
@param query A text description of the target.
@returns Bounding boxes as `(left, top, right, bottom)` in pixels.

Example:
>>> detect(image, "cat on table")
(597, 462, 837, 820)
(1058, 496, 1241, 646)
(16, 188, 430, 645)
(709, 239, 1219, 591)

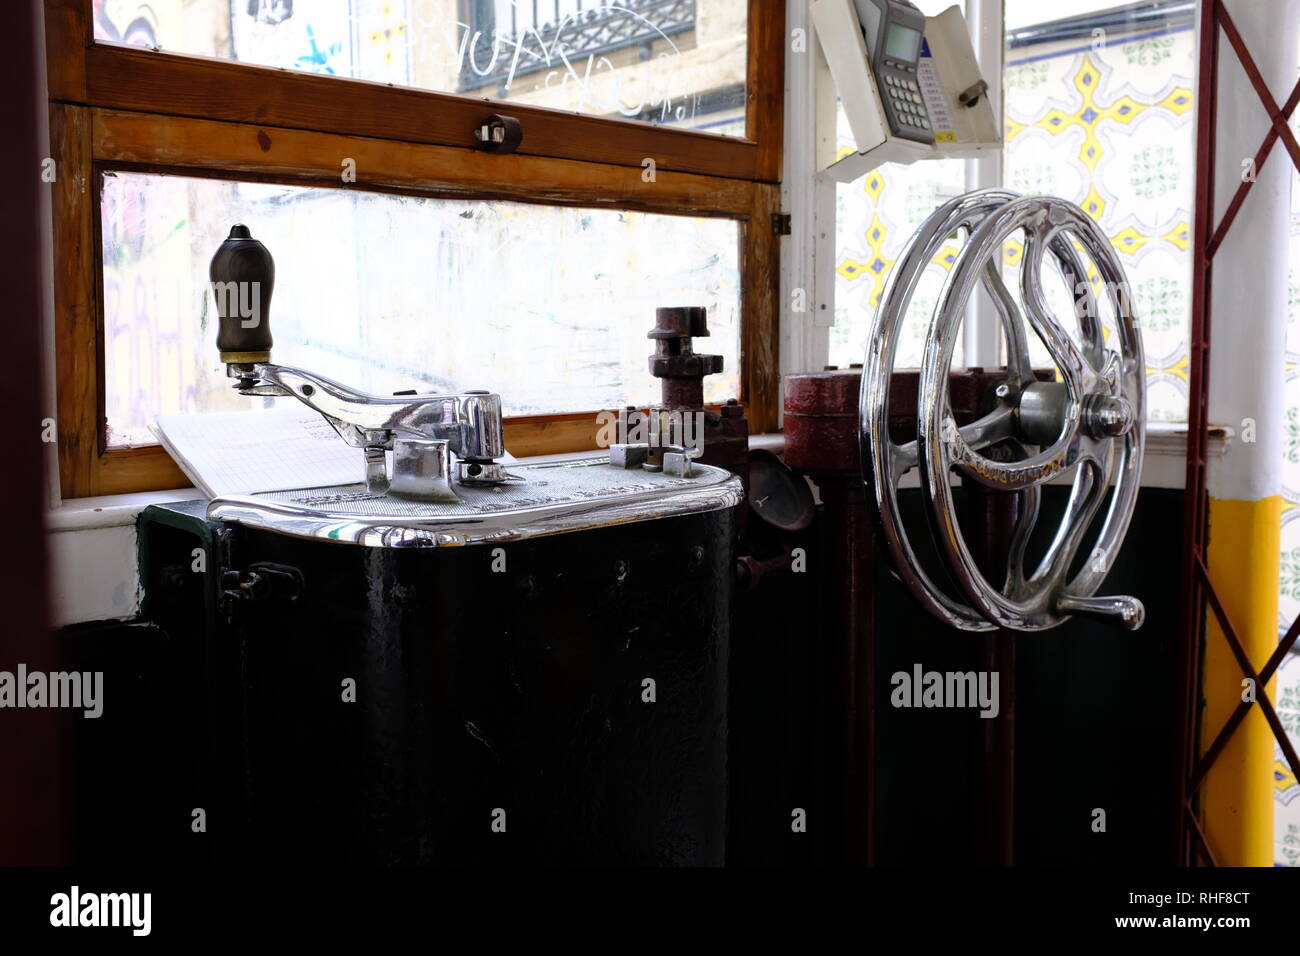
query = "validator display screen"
(885, 22, 921, 62)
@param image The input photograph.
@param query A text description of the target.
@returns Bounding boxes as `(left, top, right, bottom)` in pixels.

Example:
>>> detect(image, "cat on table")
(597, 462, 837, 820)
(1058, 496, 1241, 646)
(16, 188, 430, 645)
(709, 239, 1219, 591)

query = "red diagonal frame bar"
(1217, 6, 1300, 172)
(1205, 76, 1300, 257)
(1180, 0, 1300, 866)
(1193, 610, 1300, 788)
(1195, 558, 1300, 779)
(1184, 799, 1220, 867)
(1206, 7, 1300, 257)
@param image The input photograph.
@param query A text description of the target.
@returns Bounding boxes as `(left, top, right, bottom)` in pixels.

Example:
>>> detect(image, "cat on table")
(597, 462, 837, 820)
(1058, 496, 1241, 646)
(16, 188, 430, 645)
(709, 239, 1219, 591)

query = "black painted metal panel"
(139, 503, 735, 866)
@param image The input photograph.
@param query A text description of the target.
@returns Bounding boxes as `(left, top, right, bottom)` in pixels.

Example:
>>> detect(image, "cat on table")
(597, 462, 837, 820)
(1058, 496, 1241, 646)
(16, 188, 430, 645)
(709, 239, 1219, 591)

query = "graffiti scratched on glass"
(98, 1, 717, 126)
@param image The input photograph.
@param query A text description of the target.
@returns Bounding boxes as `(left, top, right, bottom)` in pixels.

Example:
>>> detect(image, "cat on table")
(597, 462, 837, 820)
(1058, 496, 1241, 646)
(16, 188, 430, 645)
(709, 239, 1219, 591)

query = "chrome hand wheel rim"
(862, 190, 1146, 633)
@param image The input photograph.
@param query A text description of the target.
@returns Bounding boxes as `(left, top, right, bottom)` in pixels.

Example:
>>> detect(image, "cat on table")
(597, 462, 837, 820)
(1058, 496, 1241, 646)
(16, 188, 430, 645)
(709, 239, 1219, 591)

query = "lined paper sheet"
(151, 407, 364, 498)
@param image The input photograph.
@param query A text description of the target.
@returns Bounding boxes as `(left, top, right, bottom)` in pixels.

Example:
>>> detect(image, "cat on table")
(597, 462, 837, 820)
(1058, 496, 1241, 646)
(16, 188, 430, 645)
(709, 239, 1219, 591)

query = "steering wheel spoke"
(1020, 228, 1095, 392)
(1004, 481, 1042, 599)
(1048, 233, 1107, 373)
(897, 403, 1018, 481)
(981, 262, 1036, 390)
(1028, 454, 1110, 591)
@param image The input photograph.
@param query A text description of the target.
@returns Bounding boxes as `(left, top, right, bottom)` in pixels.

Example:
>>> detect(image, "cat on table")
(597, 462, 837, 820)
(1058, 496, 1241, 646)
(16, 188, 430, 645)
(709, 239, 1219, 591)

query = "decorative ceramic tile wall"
(1004, 30, 1194, 422)
(1276, 166, 1300, 867)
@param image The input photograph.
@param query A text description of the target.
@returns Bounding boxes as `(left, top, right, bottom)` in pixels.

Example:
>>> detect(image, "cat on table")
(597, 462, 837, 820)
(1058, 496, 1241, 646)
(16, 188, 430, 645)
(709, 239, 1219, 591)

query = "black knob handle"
(209, 224, 274, 363)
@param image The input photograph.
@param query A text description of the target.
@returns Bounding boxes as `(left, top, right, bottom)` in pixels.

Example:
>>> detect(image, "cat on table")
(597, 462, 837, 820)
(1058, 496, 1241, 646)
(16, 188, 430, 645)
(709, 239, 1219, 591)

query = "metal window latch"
(958, 80, 989, 108)
(473, 114, 524, 153)
(221, 562, 304, 603)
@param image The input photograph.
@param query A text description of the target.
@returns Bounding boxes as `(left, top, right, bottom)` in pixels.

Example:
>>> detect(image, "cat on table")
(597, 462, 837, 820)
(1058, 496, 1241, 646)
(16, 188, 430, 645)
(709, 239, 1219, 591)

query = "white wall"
(47, 489, 197, 627)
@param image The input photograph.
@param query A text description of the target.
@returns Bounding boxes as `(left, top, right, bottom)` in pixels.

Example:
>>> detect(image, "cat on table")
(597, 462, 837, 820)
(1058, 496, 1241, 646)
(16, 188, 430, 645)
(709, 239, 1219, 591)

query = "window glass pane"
(831, 0, 966, 371)
(100, 171, 741, 448)
(1003, 0, 1195, 423)
(91, 1, 748, 138)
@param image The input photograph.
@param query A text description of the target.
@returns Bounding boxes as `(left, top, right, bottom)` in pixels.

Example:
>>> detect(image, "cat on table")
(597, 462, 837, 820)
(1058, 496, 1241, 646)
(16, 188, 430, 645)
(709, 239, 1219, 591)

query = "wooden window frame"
(44, 0, 784, 498)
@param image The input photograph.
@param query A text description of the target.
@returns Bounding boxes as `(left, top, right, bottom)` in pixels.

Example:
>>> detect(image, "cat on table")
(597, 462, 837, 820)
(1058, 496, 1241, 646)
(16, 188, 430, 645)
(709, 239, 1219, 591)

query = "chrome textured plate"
(207, 457, 743, 548)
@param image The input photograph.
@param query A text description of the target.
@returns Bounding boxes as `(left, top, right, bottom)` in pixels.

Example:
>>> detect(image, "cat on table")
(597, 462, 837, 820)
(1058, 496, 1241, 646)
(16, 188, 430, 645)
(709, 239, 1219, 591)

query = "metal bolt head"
(1083, 394, 1135, 439)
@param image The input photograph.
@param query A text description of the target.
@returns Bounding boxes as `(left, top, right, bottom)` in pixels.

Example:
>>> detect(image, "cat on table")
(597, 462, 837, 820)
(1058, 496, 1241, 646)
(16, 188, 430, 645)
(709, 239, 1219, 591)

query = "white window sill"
(47, 487, 205, 533)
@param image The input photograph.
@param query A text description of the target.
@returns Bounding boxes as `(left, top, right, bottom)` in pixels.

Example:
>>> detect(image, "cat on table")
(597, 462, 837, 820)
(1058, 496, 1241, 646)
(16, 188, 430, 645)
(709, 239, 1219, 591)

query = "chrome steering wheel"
(861, 190, 1146, 632)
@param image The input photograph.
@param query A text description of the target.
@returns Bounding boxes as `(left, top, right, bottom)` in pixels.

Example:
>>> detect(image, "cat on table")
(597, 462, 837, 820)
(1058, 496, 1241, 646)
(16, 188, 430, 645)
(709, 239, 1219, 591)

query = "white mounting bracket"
(812, 0, 1001, 183)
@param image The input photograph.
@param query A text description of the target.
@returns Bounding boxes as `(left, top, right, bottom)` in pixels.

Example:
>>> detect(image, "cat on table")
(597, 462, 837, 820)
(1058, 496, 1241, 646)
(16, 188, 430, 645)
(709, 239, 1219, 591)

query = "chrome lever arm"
(231, 363, 507, 500)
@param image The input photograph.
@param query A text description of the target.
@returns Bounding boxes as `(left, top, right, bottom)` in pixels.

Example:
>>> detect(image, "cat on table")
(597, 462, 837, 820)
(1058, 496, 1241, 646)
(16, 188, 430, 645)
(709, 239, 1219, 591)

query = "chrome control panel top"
(207, 457, 743, 548)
